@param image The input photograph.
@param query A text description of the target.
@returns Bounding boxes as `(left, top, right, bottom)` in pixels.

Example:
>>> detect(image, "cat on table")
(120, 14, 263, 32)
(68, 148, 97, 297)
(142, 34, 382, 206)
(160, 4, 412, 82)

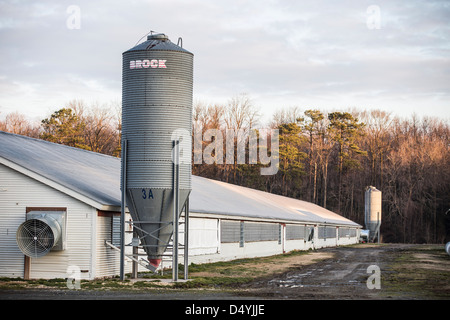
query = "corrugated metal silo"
(364, 186, 382, 241)
(122, 33, 193, 268)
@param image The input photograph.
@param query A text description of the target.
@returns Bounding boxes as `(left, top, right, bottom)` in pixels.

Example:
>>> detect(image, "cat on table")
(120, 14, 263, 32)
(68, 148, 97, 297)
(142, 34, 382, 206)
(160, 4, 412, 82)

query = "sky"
(0, 0, 449, 125)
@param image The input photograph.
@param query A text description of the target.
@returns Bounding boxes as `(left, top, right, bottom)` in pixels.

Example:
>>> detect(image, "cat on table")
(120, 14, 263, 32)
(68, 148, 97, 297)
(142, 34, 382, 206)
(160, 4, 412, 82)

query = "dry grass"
(189, 250, 334, 279)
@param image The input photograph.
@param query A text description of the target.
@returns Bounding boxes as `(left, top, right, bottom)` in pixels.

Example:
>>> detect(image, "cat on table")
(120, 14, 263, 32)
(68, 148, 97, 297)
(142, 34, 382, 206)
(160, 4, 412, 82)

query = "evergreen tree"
(300, 109, 324, 203)
(277, 122, 307, 197)
(328, 112, 367, 212)
(40, 108, 88, 149)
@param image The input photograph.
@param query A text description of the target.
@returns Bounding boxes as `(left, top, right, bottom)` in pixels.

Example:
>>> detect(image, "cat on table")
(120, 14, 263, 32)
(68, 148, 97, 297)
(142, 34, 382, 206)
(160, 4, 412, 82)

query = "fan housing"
(16, 211, 66, 258)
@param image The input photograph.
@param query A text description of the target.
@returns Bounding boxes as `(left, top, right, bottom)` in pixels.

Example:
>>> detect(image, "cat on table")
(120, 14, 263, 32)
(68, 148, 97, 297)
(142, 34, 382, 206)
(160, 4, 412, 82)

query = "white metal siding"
(185, 217, 219, 255)
(0, 164, 25, 277)
(96, 214, 120, 277)
(0, 164, 94, 279)
(96, 212, 135, 277)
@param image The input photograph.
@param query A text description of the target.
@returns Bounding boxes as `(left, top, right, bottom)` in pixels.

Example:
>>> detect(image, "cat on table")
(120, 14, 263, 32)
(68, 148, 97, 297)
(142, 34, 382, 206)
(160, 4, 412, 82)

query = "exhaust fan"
(16, 211, 66, 258)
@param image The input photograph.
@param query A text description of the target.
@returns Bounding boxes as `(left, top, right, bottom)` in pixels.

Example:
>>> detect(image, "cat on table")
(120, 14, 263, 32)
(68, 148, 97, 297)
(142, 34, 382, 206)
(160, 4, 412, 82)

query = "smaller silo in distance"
(364, 186, 382, 239)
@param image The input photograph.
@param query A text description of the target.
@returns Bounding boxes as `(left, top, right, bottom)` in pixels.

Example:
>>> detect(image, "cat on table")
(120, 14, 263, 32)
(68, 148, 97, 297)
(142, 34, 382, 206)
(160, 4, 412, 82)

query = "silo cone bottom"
(149, 258, 162, 268)
(126, 188, 191, 269)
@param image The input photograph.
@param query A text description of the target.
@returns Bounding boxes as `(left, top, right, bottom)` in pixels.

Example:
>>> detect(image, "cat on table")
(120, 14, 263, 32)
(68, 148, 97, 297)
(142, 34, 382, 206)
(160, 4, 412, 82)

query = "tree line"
(0, 100, 122, 157)
(1, 96, 449, 243)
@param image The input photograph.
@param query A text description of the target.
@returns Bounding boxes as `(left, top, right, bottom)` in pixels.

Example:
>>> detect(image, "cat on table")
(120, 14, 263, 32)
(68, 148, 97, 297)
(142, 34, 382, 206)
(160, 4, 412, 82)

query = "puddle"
(270, 265, 365, 289)
(270, 269, 327, 288)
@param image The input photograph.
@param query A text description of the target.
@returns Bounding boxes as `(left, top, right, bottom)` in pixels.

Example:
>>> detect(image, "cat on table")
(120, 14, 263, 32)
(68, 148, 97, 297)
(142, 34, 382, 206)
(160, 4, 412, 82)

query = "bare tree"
(223, 93, 261, 183)
(224, 93, 260, 130)
(270, 106, 302, 129)
(1, 111, 40, 137)
(83, 104, 119, 155)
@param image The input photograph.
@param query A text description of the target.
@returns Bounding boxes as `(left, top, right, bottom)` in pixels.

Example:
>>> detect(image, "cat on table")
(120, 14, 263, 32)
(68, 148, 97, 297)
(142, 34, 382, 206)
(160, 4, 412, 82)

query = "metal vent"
(16, 214, 63, 258)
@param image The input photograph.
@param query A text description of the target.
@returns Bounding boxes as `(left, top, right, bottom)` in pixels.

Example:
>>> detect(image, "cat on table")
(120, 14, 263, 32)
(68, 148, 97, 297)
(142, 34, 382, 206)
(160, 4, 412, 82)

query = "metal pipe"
(105, 241, 156, 272)
(120, 139, 128, 281)
(377, 211, 380, 244)
(132, 229, 138, 279)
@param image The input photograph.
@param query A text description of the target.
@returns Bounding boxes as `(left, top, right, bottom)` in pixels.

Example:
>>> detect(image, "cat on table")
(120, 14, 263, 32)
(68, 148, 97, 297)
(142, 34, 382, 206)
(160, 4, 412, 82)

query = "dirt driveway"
(242, 244, 400, 299)
(239, 243, 450, 299)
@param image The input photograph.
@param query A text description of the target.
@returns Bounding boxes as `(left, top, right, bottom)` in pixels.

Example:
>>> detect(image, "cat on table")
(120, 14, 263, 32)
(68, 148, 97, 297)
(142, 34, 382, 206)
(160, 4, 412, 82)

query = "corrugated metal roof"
(0, 131, 120, 208)
(191, 177, 359, 226)
(0, 131, 360, 227)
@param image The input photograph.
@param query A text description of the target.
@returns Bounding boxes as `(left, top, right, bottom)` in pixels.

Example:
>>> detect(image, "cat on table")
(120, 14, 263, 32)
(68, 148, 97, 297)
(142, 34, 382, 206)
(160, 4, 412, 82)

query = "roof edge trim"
(187, 211, 362, 227)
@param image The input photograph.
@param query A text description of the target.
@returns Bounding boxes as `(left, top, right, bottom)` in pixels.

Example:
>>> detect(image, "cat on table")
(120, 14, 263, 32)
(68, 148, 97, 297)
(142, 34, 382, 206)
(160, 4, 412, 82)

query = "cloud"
(0, 0, 449, 122)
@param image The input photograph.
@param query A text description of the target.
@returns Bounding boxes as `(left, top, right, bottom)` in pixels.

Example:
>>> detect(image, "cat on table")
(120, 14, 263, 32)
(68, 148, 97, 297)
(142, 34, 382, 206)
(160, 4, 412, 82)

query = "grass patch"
(173, 276, 254, 289)
(0, 249, 318, 291)
(131, 280, 162, 289)
(382, 245, 450, 299)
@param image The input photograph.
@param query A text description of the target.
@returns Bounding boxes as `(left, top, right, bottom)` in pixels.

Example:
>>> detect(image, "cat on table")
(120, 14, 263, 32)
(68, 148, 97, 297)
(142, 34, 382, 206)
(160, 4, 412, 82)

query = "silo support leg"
(184, 197, 189, 280)
(120, 139, 128, 281)
(172, 139, 180, 282)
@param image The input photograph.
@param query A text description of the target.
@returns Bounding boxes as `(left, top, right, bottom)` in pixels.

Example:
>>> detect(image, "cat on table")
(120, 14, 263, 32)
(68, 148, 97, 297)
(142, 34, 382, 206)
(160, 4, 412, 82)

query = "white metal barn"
(0, 131, 361, 280)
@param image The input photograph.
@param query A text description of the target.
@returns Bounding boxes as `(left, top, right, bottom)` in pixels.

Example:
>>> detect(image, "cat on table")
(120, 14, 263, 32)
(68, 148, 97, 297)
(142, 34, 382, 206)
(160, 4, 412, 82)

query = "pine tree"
(328, 112, 367, 212)
(277, 122, 307, 197)
(40, 108, 88, 149)
(300, 109, 324, 203)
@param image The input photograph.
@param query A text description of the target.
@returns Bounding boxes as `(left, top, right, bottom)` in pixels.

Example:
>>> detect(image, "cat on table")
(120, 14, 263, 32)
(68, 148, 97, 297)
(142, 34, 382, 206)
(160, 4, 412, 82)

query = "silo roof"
(124, 34, 193, 54)
(0, 131, 360, 227)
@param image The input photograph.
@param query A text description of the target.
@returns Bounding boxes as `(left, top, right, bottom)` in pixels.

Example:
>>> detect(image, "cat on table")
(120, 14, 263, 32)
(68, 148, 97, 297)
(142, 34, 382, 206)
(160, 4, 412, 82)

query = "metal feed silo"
(121, 33, 193, 270)
(364, 186, 382, 242)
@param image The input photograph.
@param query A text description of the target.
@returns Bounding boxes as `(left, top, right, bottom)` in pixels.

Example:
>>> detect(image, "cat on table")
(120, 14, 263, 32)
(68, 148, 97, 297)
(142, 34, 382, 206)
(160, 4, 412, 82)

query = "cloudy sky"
(0, 0, 449, 124)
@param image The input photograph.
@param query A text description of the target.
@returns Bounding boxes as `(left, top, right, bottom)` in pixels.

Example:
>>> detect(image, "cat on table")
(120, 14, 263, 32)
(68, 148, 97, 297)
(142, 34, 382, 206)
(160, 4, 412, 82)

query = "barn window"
(221, 221, 241, 243)
(318, 226, 336, 240)
(286, 224, 306, 240)
(244, 222, 278, 242)
(221, 220, 282, 246)
(111, 214, 121, 246)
